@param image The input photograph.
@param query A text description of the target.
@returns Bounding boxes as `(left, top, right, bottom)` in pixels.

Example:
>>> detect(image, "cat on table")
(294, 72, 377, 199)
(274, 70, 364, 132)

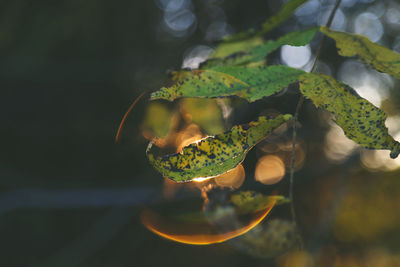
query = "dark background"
(2, 0, 400, 266)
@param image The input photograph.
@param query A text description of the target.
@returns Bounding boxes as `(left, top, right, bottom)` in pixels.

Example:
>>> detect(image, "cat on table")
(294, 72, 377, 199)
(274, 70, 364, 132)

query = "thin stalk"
(289, 0, 342, 250)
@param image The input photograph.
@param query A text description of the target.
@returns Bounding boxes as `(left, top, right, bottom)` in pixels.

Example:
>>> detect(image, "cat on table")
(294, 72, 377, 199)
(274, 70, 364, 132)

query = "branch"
(288, 0, 342, 249)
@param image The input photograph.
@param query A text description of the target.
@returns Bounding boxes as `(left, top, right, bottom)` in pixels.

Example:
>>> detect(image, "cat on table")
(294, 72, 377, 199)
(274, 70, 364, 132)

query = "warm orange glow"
(141, 200, 276, 245)
(192, 176, 215, 183)
(175, 124, 205, 152)
(162, 177, 197, 199)
(255, 155, 285, 185)
(115, 91, 147, 143)
(214, 164, 245, 189)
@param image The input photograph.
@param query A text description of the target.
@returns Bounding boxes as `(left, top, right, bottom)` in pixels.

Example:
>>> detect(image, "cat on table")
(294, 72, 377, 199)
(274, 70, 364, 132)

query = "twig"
(115, 91, 147, 143)
(288, 0, 342, 250)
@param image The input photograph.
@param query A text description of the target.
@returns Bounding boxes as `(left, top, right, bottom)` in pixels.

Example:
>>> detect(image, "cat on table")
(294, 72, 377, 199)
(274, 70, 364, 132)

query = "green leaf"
(223, 0, 308, 42)
(179, 98, 225, 135)
(141, 102, 174, 138)
(150, 65, 305, 102)
(234, 219, 297, 259)
(147, 114, 292, 182)
(231, 191, 289, 214)
(203, 28, 318, 68)
(299, 73, 400, 158)
(258, 0, 307, 38)
(212, 37, 264, 59)
(320, 26, 400, 80)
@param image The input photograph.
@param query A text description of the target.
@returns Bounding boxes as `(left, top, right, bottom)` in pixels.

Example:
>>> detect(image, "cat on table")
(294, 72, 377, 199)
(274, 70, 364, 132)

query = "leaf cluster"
(145, 0, 400, 182)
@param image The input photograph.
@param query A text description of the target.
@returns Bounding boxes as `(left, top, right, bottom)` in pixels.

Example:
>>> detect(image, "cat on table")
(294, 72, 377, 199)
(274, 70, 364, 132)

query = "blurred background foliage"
(2, 0, 400, 266)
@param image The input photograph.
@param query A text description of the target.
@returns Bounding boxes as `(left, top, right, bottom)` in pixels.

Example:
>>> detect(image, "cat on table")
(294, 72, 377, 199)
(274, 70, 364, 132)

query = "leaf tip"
(149, 91, 162, 100)
(283, 114, 293, 121)
(150, 89, 174, 102)
(390, 142, 400, 159)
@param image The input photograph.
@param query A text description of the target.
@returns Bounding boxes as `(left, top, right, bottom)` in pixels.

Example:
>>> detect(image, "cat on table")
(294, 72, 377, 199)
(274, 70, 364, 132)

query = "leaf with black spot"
(147, 114, 292, 182)
(320, 26, 400, 80)
(150, 65, 305, 102)
(299, 73, 400, 158)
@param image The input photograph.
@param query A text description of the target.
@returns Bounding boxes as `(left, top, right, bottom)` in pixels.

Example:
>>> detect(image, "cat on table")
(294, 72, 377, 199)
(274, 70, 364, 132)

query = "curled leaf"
(299, 73, 400, 158)
(150, 65, 305, 102)
(203, 28, 318, 68)
(320, 26, 400, 80)
(147, 114, 292, 182)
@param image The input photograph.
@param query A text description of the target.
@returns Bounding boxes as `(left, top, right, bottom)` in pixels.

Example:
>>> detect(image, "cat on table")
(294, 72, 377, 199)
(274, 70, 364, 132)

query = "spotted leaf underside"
(147, 114, 292, 182)
(320, 26, 400, 80)
(150, 65, 305, 102)
(299, 73, 400, 158)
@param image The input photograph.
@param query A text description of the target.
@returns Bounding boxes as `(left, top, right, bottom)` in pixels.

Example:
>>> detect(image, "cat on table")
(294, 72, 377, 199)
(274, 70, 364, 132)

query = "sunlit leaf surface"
(202, 28, 318, 68)
(147, 114, 292, 182)
(299, 73, 400, 158)
(150, 65, 304, 102)
(320, 26, 400, 80)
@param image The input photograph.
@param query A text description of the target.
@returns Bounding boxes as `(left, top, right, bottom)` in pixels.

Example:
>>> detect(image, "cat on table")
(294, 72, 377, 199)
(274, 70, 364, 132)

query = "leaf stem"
(288, 0, 342, 250)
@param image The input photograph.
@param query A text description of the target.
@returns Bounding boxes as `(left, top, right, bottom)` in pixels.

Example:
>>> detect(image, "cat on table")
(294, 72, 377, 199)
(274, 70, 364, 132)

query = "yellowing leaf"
(203, 28, 317, 68)
(320, 26, 400, 80)
(147, 114, 292, 182)
(150, 65, 305, 102)
(299, 73, 400, 158)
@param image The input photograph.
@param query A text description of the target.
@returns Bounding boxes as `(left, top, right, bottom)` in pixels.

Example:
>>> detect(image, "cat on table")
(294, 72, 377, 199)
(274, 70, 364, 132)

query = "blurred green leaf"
(147, 114, 292, 182)
(320, 26, 400, 80)
(223, 0, 308, 42)
(203, 28, 318, 68)
(142, 102, 174, 138)
(212, 37, 264, 59)
(151, 65, 305, 102)
(231, 191, 289, 214)
(180, 98, 225, 135)
(299, 73, 400, 158)
(173, 191, 282, 223)
(234, 219, 297, 258)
